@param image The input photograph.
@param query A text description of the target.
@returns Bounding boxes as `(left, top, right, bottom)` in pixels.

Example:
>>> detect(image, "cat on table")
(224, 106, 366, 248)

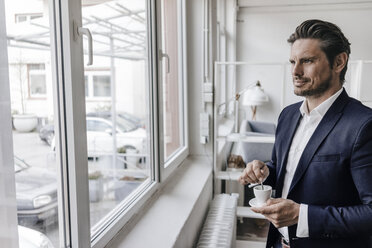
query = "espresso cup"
(253, 185, 272, 207)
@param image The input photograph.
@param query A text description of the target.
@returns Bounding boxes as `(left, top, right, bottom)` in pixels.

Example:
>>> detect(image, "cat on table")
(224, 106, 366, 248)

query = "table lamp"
(241, 81, 269, 120)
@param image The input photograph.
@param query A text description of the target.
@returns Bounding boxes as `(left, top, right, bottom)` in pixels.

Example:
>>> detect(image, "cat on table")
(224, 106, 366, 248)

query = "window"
(1, 0, 188, 247)
(158, 0, 188, 178)
(85, 70, 111, 99)
(28, 63, 47, 98)
(15, 13, 43, 23)
(87, 119, 111, 132)
(5, 1, 61, 247)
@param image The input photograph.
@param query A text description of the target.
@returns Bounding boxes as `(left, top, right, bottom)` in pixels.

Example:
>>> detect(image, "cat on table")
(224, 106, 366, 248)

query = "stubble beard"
(294, 73, 333, 98)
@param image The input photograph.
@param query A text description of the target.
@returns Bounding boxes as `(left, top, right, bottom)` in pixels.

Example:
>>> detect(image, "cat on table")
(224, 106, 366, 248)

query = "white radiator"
(197, 194, 238, 248)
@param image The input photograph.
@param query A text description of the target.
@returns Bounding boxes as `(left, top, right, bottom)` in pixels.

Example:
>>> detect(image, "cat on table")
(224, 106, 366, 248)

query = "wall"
(235, 0, 372, 123)
(188, 0, 214, 155)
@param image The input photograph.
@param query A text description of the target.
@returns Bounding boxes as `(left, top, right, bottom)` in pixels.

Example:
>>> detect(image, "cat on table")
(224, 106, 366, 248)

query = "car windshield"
(14, 157, 30, 173)
(111, 116, 138, 132)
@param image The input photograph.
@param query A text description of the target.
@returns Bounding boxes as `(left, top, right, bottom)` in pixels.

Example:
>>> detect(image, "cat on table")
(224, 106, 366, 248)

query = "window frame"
(157, 0, 189, 181)
(0, 0, 19, 245)
(34, 0, 188, 247)
(55, 0, 162, 247)
(90, 1, 161, 246)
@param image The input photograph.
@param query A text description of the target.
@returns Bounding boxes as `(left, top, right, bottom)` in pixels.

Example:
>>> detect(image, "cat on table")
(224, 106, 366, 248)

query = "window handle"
(159, 50, 170, 74)
(73, 21, 93, 66)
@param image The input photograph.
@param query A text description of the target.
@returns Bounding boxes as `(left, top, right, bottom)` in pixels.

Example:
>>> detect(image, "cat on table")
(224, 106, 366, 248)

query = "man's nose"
(292, 63, 303, 77)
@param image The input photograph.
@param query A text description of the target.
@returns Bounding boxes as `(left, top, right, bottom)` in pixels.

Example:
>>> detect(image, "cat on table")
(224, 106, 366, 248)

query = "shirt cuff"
(296, 204, 309, 238)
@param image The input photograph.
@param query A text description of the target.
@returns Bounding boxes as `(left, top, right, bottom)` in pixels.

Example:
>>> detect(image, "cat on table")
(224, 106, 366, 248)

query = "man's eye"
(303, 59, 312, 63)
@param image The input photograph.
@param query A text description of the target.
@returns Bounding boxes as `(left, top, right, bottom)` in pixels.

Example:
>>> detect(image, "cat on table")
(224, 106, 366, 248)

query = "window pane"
(160, 0, 183, 161)
(5, 0, 60, 247)
(29, 74, 46, 95)
(15, 15, 27, 23)
(93, 75, 110, 97)
(29, 64, 45, 70)
(81, 0, 152, 237)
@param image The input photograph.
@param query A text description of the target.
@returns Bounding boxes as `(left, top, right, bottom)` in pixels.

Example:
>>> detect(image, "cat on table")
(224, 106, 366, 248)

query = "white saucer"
(249, 198, 266, 208)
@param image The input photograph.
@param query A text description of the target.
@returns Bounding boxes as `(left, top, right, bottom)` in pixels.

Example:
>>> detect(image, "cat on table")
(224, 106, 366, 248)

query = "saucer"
(249, 198, 266, 208)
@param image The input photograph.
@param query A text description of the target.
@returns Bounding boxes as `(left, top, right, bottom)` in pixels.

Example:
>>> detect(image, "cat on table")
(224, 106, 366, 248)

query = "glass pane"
(5, 0, 60, 247)
(15, 15, 27, 23)
(29, 74, 47, 95)
(81, 0, 151, 235)
(160, 0, 183, 161)
(93, 75, 110, 97)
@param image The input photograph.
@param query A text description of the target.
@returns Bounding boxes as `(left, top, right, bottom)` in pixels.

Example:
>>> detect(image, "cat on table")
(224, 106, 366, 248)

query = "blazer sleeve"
(308, 117, 372, 238)
(264, 144, 277, 188)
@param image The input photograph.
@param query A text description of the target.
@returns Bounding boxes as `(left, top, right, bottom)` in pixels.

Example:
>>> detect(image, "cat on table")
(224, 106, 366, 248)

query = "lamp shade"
(241, 81, 269, 106)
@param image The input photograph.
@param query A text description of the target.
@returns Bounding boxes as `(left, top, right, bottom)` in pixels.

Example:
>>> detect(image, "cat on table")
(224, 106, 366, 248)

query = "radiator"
(197, 194, 238, 248)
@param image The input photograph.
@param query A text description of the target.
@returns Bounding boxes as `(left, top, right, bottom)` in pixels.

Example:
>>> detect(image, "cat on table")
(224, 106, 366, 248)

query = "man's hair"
(287, 19, 351, 84)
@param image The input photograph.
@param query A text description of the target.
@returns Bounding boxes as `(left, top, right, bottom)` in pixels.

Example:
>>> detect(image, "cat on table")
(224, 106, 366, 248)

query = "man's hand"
(251, 198, 300, 228)
(238, 160, 269, 185)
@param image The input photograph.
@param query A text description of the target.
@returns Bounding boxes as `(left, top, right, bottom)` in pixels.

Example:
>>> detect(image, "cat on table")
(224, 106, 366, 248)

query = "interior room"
(1, 0, 372, 247)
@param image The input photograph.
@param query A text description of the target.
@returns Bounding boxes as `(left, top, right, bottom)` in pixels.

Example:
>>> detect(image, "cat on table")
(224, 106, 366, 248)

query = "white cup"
(253, 185, 272, 207)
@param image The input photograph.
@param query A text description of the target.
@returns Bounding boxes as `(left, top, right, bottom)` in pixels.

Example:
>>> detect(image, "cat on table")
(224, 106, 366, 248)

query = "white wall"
(187, 0, 214, 155)
(235, 1, 372, 123)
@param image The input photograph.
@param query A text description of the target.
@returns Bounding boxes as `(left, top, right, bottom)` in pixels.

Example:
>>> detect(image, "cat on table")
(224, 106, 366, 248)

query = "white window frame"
(157, 0, 189, 181)
(0, 0, 189, 247)
(54, 0, 163, 247)
(0, 1, 19, 246)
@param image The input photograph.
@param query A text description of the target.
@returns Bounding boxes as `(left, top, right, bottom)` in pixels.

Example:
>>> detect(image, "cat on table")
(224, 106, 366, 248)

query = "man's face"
(289, 38, 338, 98)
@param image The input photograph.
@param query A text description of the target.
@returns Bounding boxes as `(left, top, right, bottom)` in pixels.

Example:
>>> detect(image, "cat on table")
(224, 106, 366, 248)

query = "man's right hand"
(238, 160, 269, 185)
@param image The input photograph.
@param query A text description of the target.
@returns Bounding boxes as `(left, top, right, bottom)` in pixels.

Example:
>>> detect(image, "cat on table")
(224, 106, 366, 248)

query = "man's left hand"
(251, 198, 300, 228)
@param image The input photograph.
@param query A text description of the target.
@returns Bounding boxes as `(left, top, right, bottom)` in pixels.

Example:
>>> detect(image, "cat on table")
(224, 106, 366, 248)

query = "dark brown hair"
(288, 19, 351, 84)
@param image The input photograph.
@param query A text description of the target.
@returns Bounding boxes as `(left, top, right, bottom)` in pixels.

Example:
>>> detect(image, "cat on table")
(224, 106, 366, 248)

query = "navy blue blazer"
(264, 89, 372, 248)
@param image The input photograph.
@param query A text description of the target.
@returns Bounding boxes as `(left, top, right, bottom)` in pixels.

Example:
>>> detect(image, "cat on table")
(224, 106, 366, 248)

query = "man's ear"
(333, 52, 348, 73)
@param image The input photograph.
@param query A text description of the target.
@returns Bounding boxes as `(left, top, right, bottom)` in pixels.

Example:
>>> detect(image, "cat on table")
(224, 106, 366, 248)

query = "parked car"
(39, 112, 145, 146)
(15, 156, 58, 227)
(87, 111, 145, 129)
(86, 116, 146, 160)
(38, 123, 54, 146)
(40, 114, 147, 162)
(18, 225, 54, 248)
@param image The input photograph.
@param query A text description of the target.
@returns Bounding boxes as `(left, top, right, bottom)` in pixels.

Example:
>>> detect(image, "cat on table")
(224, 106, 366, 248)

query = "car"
(18, 225, 54, 248)
(38, 123, 54, 146)
(41, 114, 147, 163)
(86, 111, 145, 129)
(39, 112, 145, 146)
(15, 156, 58, 227)
(86, 116, 146, 161)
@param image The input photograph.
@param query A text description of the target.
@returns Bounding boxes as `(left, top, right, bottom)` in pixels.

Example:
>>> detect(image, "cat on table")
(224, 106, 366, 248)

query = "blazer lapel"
(288, 89, 350, 195)
(275, 111, 302, 197)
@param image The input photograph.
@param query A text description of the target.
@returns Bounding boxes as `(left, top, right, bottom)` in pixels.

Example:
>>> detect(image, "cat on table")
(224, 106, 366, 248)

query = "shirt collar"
(299, 87, 344, 117)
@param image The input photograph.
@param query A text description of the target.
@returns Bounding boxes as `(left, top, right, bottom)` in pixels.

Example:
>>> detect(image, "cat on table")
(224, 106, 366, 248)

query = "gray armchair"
(230, 120, 276, 164)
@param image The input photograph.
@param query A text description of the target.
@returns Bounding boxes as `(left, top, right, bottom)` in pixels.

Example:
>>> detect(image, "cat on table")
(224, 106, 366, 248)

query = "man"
(239, 19, 372, 248)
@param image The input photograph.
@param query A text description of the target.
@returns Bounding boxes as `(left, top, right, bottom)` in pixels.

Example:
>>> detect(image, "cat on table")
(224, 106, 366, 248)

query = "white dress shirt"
(278, 88, 343, 241)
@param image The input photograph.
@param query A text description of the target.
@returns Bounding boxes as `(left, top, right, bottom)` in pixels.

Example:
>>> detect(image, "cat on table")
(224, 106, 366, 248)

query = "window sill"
(107, 155, 213, 248)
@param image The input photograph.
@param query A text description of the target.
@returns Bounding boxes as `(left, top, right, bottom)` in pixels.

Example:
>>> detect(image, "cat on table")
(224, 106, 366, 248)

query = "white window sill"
(107, 155, 213, 248)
